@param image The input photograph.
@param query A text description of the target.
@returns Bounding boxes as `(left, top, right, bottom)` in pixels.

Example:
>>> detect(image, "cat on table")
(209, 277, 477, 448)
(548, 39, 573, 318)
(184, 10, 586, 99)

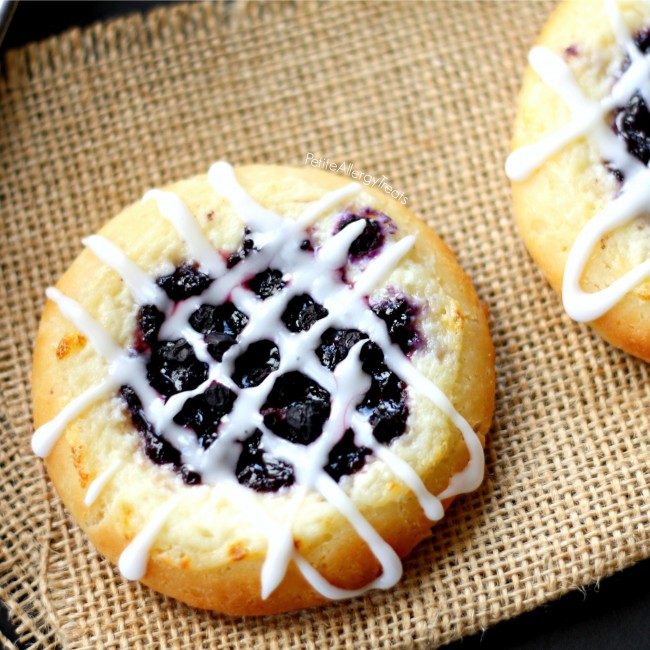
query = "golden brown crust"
(32, 164, 494, 615)
(510, 0, 650, 361)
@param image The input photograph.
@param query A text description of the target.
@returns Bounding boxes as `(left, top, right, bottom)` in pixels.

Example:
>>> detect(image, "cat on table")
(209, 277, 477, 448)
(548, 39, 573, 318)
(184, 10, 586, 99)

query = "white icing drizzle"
(352, 235, 416, 297)
(45, 288, 122, 362)
(351, 414, 444, 521)
(260, 486, 306, 599)
(563, 172, 650, 321)
(312, 471, 402, 589)
(33, 293, 202, 461)
(505, 0, 650, 322)
(82, 235, 166, 307)
(118, 496, 180, 580)
(259, 345, 408, 598)
(32, 287, 124, 458)
(31, 380, 112, 458)
(388, 353, 484, 499)
(605, 0, 640, 63)
(143, 189, 225, 276)
(296, 182, 362, 229)
(84, 458, 122, 507)
(208, 161, 283, 233)
(33, 161, 485, 601)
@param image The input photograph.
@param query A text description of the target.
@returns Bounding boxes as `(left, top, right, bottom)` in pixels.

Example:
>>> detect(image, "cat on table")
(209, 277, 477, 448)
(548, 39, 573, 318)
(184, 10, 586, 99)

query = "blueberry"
(635, 27, 650, 53)
(604, 162, 625, 184)
(120, 385, 180, 466)
(262, 371, 331, 445)
(120, 385, 201, 484)
(316, 328, 368, 370)
(615, 93, 650, 165)
(227, 231, 257, 268)
(371, 296, 421, 355)
(180, 466, 202, 485)
(338, 215, 383, 257)
(173, 381, 236, 448)
(119, 385, 153, 435)
(324, 428, 371, 481)
(189, 302, 249, 361)
(336, 208, 395, 259)
(205, 332, 237, 362)
(134, 304, 164, 351)
(358, 342, 409, 444)
(232, 340, 280, 388)
(611, 29, 650, 167)
(189, 302, 249, 336)
(236, 430, 295, 492)
(281, 294, 328, 333)
(246, 268, 286, 300)
(156, 263, 213, 301)
(147, 339, 208, 397)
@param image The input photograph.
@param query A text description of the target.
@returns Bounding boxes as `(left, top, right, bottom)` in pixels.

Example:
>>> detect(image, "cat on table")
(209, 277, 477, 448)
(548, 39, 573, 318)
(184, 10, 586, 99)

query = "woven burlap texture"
(1, 1, 648, 648)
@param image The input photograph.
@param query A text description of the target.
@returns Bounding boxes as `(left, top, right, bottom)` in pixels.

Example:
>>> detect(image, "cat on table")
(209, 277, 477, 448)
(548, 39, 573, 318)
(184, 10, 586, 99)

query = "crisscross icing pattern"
(506, 0, 650, 322)
(32, 162, 483, 601)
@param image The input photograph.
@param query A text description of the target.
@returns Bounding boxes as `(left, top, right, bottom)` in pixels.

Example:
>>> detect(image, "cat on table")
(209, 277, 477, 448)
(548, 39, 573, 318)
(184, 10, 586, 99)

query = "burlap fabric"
(1, 1, 648, 648)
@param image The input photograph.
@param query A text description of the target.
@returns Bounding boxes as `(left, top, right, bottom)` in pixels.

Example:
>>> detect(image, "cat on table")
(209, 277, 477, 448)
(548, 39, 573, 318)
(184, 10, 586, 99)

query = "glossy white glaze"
(84, 458, 122, 507)
(118, 496, 180, 580)
(83, 235, 166, 307)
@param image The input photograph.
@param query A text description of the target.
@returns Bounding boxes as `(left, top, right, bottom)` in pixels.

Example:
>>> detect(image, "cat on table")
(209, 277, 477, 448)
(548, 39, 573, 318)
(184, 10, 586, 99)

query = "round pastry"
(32, 162, 494, 615)
(507, 0, 650, 361)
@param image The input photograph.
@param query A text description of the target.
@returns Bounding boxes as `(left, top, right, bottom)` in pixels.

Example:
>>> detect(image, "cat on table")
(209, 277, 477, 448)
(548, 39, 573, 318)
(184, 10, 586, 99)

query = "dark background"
(1, 2, 649, 649)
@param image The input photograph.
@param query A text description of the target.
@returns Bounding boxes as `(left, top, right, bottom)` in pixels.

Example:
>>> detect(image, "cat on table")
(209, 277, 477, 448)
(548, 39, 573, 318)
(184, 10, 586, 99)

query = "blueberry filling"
(261, 371, 331, 445)
(371, 295, 421, 355)
(604, 162, 625, 184)
(281, 294, 328, 332)
(134, 304, 164, 352)
(631, 27, 650, 54)
(335, 208, 396, 260)
(246, 268, 286, 299)
(316, 328, 368, 370)
(236, 430, 295, 492)
(226, 229, 257, 268)
(614, 93, 650, 166)
(189, 302, 249, 337)
(173, 381, 236, 449)
(123, 212, 418, 493)
(301, 332, 410, 446)
(189, 302, 249, 361)
(232, 340, 280, 388)
(358, 342, 409, 444)
(147, 339, 208, 398)
(610, 29, 650, 173)
(156, 263, 213, 301)
(119, 385, 200, 485)
(564, 44, 579, 58)
(324, 429, 372, 481)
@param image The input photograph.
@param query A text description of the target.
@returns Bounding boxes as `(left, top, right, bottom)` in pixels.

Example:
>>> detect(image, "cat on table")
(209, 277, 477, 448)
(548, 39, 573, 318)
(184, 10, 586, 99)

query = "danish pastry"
(507, 0, 650, 361)
(32, 163, 494, 614)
